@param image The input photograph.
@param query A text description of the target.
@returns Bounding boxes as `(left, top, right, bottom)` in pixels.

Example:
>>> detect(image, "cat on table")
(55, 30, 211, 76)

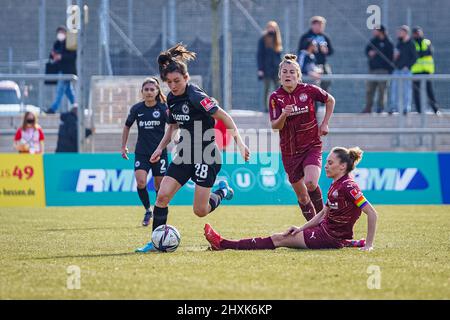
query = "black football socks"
(152, 206, 168, 231)
(208, 189, 225, 213)
(137, 186, 150, 212)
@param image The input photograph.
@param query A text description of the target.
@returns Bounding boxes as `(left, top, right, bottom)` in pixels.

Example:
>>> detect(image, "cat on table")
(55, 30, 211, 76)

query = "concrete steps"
(229, 110, 450, 129)
(1, 111, 449, 153)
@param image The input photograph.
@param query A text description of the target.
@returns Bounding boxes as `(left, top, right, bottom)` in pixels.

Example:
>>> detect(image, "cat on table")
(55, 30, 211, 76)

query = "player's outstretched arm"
(121, 125, 131, 159)
(150, 123, 179, 163)
(212, 108, 250, 162)
(361, 203, 378, 251)
(319, 94, 335, 136)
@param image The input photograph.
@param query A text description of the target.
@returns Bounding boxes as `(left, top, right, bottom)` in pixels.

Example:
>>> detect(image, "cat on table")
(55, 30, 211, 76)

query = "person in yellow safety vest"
(411, 26, 440, 114)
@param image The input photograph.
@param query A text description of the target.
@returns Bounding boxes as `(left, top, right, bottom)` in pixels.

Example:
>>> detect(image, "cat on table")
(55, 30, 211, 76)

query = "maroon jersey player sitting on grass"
(204, 146, 378, 251)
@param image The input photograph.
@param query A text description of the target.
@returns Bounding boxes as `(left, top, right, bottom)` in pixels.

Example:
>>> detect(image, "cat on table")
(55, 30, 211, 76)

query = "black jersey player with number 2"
(121, 77, 169, 227)
(136, 43, 250, 253)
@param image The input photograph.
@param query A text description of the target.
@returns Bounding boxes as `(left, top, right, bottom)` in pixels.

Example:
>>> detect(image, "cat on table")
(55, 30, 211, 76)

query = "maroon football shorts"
(281, 146, 322, 184)
(303, 224, 344, 249)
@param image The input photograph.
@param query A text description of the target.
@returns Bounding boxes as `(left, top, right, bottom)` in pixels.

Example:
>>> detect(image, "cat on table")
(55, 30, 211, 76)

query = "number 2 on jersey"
(194, 164, 208, 179)
(160, 159, 166, 172)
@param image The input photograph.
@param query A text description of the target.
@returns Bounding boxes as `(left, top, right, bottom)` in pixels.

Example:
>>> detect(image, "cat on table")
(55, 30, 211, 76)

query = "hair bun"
(348, 147, 363, 164)
(157, 53, 172, 67)
(284, 54, 297, 61)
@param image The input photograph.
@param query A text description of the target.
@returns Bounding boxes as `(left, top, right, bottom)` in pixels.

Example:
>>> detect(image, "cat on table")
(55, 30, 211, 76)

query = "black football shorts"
(134, 153, 168, 177)
(166, 161, 222, 188)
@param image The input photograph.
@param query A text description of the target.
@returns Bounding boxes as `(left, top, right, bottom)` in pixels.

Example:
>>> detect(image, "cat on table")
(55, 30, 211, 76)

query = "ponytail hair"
(331, 146, 364, 173)
(278, 53, 302, 79)
(157, 43, 197, 81)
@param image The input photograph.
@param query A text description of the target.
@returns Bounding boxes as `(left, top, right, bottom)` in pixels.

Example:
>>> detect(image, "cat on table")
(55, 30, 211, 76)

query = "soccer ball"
(151, 224, 181, 252)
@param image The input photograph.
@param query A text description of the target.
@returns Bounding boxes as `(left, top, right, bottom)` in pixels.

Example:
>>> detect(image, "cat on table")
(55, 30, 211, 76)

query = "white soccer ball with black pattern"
(151, 224, 181, 252)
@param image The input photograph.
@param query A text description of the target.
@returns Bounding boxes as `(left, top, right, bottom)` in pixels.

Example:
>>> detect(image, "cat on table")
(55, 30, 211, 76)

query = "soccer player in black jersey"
(121, 77, 168, 226)
(136, 44, 250, 252)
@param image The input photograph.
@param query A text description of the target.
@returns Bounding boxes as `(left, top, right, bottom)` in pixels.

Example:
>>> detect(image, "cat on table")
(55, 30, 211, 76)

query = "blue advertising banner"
(438, 153, 450, 204)
(43, 153, 297, 206)
(44, 152, 444, 206)
(44, 153, 157, 206)
(324, 152, 442, 205)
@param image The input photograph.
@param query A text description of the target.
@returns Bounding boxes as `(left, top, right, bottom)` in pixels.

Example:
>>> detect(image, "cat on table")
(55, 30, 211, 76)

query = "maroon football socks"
(298, 201, 316, 221)
(220, 237, 276, 250)
(308, 186, 324, 213)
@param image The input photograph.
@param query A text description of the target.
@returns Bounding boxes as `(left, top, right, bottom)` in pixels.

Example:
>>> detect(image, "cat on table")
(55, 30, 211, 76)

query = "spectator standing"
(411, 26, 440, 114)
(389, 25, 417, 115)
(362, 25, 394, 113)
(298, 39, 322, 82)
(257, 21, 283, 112)
(45, 26, 77, 114)
(297, 16, 334, 92)
(55, 107, 93, 152)
(13, 112, 45, 154)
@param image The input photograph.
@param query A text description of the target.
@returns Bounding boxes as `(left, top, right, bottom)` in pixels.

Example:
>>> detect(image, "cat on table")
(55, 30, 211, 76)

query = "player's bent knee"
(193, 206, 209, 217)
(271, 233, 293, 247)
(271, 233, 284, 243)
(156, 193, 170, 207)
(294, 187, 308, 198)
(305, 180, 318, 192)
(298, 194, 310, 204)
(137, 181, 147, 189)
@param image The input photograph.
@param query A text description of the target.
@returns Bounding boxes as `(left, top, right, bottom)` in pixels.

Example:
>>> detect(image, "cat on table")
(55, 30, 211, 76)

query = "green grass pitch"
(0, 205, 449, 299)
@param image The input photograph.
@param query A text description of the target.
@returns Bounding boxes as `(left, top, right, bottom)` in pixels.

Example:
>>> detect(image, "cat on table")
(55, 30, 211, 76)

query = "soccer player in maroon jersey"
(204, 146, 378, 251)
(269, 54, 335, 222)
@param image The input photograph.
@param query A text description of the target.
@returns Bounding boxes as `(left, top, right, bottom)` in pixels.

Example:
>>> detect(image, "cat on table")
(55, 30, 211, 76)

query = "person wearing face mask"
(45, 26, 77, 114)
(389, 25, 418, 115)
(257, 21, 283, 112)
(13, 112, 45, 154)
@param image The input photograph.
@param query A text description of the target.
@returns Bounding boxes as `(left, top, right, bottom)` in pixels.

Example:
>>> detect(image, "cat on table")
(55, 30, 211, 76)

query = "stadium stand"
(1, 0, 449, 153)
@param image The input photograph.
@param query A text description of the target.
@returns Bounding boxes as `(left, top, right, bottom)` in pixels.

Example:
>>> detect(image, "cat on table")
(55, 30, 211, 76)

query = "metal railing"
(0, 73, 78, 109)
(1, 73, 449, 152)
(302, 73, 450, 129)
(329, 128, 450, 150)
(0, 74, 87, 152)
